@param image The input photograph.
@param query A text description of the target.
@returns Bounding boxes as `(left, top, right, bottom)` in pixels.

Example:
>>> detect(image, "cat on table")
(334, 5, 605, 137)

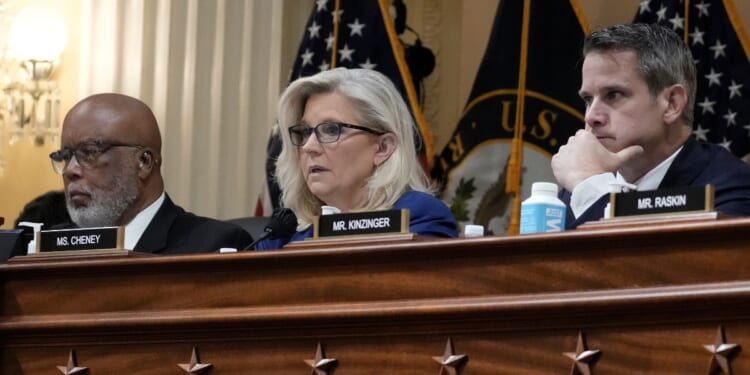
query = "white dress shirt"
(569, 147, 683, 218)
(123, 192, 166, 250)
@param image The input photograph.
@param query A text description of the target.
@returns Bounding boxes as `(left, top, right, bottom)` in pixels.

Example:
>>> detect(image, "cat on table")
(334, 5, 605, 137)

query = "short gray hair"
(274, 68, 432, 228)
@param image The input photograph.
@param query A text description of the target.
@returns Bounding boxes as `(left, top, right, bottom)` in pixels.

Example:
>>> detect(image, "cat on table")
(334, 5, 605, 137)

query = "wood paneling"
(1, 218, 749, 374)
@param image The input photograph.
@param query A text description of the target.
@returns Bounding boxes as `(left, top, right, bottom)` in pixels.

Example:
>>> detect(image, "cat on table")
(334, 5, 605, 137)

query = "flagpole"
(331, 0, 342, 67)
(683, 0, 690, 42)
(505, 0, 532, 235)
(376, 0, 435, 170)
(724, 0, 750, 62)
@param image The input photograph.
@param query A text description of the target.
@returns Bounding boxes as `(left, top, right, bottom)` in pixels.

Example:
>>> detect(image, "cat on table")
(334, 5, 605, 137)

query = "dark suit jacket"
(134, 194, 253, 254)
(561, 137, 750, 228)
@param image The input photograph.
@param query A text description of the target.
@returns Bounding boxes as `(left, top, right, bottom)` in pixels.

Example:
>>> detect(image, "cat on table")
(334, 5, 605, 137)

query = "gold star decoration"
(432, 338, 469, 375)
(177, 346, 213, 374)
(704, 325, 741, 375)
(563, 332, 601, 375)
(57, 350, 88, 375)
(304, 342, 338, 375)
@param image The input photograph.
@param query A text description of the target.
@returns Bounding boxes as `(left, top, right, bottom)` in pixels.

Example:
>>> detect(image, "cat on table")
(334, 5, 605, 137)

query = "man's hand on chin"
(551, 129, 644, 191)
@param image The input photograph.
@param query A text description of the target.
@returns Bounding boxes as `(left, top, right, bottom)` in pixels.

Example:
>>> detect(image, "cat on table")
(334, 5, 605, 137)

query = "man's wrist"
(569, 173, 616, 218)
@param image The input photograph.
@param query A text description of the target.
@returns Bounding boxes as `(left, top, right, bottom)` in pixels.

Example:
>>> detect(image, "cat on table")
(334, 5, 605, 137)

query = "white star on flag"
(348, 18, 365, 36)
(301, 48, 314, 66)
(698, 97, 716, 114)
(668, 13, 684, 30)
(705, 68, 723, 87)
(723, 109, 738, 127)
(308, 21, 321, 39)
(694, 1, 711, 17)
(656, 5, 668, 21)
(639, 0, 651, 15)
(710, 39, 727, 59)
(359, 58, 377, 70)
(694, 124, 710, 141)
(338, 44, 355, 62)
(690, 27, 705, 46)
(728, 80, 743, 99)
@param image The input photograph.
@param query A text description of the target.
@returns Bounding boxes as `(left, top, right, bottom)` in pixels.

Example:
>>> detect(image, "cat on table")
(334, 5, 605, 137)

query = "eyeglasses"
(49, 140, 143, 174)
(288, 122, 386, 146)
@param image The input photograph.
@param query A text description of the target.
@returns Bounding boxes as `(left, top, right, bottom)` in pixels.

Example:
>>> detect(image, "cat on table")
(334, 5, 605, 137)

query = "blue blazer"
(255, 190, 458, 250)
(561, 137, 750, 228)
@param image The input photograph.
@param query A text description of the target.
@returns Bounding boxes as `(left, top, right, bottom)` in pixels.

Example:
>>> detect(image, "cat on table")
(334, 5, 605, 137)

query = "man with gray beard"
(49, 93, 253, 254)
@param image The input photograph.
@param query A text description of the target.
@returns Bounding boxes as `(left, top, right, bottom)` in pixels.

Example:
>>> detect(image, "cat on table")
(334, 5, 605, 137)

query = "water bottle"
(519, 182, 566, 234)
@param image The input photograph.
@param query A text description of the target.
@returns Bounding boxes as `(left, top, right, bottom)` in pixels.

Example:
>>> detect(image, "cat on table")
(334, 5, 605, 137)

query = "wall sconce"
(0, 4, 67, 175)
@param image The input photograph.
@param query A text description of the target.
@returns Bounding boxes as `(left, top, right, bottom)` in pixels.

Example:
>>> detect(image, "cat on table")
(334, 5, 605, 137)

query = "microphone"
(242, 208, 298, 250)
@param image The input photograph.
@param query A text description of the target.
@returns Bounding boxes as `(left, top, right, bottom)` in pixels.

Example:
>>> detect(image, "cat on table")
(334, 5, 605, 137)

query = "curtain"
(78, 0, 289, 219)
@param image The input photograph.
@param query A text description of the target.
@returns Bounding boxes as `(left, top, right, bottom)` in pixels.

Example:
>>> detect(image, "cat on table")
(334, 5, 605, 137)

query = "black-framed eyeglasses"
(288, 122, 386, 146)
(49, 140, 144, 174)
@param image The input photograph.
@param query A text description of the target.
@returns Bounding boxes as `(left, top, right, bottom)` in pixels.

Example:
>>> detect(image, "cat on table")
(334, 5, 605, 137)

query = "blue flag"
(431, 0, 588, 234)
(634, 0, 750, 161)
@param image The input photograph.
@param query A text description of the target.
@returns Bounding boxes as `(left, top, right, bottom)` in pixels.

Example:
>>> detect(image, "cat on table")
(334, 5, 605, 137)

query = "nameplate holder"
(609, 185, 714, 218)
(314, 209, 409, 238)
(37, 226, 124, 253)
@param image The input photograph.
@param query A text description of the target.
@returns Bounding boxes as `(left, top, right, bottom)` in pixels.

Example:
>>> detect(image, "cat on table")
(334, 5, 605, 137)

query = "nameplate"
(314, 209, 409, 238)
(610, 185, 714, 218)
(37, 227, 124, 252)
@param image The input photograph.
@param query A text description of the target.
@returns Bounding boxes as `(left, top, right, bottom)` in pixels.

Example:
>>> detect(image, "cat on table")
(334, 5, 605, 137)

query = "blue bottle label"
(519, 203, 566, 234)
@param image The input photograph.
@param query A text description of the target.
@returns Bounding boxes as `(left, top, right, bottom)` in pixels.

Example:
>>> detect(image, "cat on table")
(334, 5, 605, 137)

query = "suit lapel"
(659, 137, 704, 189)
(134, 194, 178, 253)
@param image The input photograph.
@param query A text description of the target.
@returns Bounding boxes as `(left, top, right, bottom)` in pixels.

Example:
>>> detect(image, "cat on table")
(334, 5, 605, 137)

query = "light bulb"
(8, 5, 68, 62)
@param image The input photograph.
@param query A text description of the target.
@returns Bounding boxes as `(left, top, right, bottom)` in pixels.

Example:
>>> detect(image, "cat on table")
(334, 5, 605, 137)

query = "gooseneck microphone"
(242, 208, 298, 250)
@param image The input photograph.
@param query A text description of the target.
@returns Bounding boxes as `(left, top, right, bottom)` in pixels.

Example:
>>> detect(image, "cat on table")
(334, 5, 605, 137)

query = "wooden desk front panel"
(1, 218, 749, 373)
(1, 218, 749, 317)
(2, 281, 749, 374)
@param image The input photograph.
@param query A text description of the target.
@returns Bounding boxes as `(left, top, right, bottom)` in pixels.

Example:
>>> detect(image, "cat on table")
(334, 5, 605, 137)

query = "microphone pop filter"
(265, 208, 298, 238)
(241, 208, 298, 251)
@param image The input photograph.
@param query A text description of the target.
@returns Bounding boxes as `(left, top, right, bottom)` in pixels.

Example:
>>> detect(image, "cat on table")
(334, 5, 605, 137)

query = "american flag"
(290, 0, 431, 152)
(257, 0, 432, 215)
(292, 0, 403, 84)
(634, 0, 750, 161)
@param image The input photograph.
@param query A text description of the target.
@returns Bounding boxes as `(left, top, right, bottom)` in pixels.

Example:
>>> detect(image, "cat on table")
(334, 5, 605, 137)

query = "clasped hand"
(551, 129, 644, 191)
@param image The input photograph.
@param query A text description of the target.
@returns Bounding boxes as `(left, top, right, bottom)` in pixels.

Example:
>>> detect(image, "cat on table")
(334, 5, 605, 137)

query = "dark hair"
(583, 23, 696, 125)
(14, 190, 71, 229)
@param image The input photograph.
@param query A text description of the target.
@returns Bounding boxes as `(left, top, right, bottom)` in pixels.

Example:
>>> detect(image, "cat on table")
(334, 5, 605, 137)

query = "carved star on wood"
(563, 332, 601, 375)
(57, 350, 88, 375)
(704, 325, 741, 375)
(432, 338, 469, 375)
(178, 346, 213, 374)
(304, 342, 338, 375)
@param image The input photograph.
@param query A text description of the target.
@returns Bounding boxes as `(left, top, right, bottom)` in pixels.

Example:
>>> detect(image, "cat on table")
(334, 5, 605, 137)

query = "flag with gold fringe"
(634, 0, 750, 161)
(431, 0, 588, 235)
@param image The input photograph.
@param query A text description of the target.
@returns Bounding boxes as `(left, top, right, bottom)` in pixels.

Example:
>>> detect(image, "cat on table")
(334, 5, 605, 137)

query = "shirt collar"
(123, 192, 166, 250)
(616, 146, 683, 191)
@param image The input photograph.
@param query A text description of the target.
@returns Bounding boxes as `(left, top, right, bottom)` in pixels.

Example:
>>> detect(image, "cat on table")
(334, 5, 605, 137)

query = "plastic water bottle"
(519, 182, 566, 234)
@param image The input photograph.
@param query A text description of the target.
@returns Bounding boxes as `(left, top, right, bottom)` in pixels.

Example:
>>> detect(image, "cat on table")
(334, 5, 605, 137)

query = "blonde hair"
(275, 68, 432, 229)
